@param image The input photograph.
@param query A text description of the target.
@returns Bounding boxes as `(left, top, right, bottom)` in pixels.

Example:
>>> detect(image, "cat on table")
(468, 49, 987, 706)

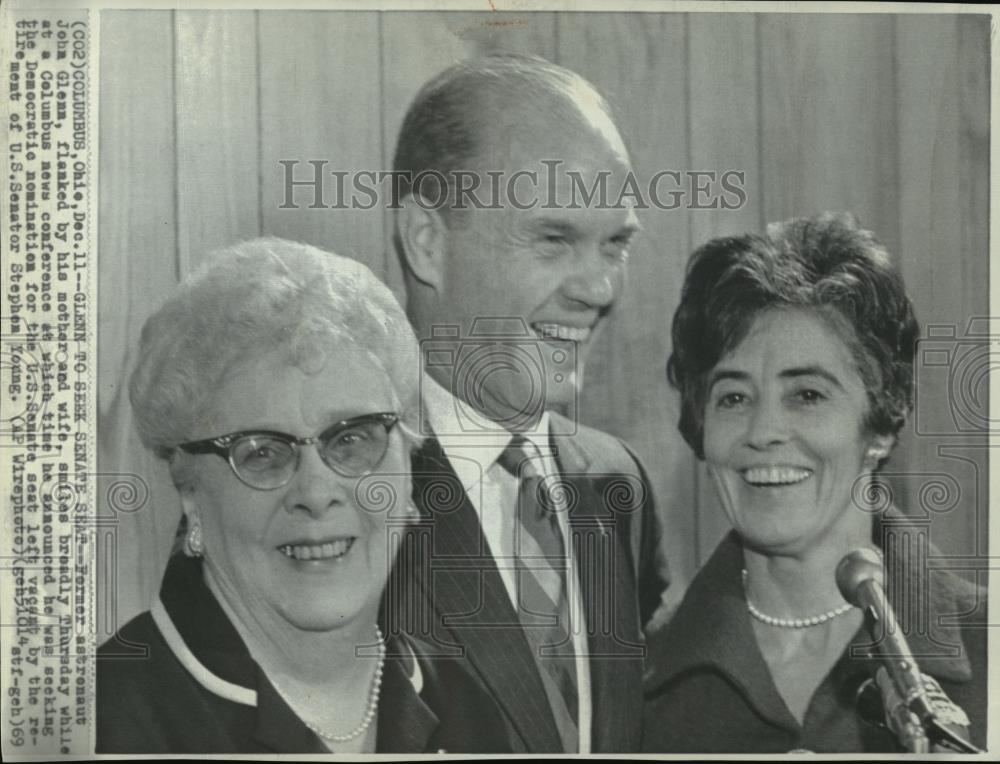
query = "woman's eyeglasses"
(177, 412, 400, 491)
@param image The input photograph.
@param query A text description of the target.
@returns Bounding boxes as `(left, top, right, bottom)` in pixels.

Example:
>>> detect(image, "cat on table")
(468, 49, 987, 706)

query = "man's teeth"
(532, 323, 590, 342)
(742, 467, 812, 486)
(278, 538, 354, 561)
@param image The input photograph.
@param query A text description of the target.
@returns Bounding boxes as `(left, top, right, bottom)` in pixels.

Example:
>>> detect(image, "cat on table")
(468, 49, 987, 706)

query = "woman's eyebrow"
(779, 365, 845, 390)
(707, 368, 751, 388)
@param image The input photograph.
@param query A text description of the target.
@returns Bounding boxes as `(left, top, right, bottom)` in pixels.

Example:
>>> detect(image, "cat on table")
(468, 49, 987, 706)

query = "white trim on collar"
(397, 638, 424, 695)
(151, 597, 258, 707)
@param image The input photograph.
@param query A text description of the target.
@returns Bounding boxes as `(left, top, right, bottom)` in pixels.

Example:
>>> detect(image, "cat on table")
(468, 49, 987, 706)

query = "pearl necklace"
(270, 626, 386, 744)
(742, 570, 854, 628)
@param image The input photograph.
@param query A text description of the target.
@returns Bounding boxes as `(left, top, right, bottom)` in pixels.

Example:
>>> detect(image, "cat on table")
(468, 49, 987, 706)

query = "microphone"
(857, 667, 977, 753)
(838, 549, 979, 753)
(835, 549, 936, 724)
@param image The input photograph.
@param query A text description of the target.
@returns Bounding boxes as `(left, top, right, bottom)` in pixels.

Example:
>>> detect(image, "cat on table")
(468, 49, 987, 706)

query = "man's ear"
(397, 195, 448, 292)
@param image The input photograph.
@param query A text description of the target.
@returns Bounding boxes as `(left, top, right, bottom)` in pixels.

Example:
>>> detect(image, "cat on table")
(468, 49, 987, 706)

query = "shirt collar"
(421, 372, 552, 486)
(520, 413, 553, 458)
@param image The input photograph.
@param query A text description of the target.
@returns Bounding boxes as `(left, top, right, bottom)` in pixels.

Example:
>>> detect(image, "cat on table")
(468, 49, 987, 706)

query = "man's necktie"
(497, 435, 579, 738)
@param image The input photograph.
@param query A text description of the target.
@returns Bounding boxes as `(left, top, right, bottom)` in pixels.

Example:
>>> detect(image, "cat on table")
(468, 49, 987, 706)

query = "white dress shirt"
(420, 373, 593, 753)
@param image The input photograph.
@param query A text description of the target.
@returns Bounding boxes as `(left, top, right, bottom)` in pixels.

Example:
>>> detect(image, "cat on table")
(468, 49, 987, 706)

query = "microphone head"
(836, 548, 884, 606)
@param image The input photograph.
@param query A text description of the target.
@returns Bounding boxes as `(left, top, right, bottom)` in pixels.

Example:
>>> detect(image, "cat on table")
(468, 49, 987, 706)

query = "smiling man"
(387, 54, 669, 753)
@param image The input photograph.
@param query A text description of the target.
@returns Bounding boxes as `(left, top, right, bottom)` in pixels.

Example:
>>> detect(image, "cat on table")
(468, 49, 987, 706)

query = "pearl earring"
(185, 519, 204, 557)
(865, 447, 887, 469)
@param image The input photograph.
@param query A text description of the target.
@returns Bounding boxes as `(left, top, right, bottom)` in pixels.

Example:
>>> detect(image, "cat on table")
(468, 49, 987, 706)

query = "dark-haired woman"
(642, 214, 986, 753)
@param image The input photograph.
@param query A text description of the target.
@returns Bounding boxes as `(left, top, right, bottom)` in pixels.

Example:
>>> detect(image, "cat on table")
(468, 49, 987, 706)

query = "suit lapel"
(552, 428, 645, 753)
(409, 436, 563, 753)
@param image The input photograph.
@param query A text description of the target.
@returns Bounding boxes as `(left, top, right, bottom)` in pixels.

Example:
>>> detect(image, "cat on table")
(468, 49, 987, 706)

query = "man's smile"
(531, 322, 593, 343)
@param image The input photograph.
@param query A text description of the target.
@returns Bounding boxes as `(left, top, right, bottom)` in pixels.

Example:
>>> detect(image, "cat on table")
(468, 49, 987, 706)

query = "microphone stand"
(926, 719, 982, 754)
(864, 663, 981, 753)
(874, 669, 928, 753)
(840, 549, 981, 753)
(856, 584, 979, 752)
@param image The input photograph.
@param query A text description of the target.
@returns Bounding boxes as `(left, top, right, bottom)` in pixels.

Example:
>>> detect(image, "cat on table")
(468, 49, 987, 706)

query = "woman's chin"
(266, 546, 388, 632)
(276, 595, 380, 633)
(738, 523, 812, 557)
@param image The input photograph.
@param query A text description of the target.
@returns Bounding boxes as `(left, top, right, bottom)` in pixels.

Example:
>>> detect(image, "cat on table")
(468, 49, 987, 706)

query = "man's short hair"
(391, 53, 619, 212)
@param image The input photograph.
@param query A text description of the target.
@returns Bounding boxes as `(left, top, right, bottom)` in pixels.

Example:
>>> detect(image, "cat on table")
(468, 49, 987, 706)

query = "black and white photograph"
(0, 0, 993, 757)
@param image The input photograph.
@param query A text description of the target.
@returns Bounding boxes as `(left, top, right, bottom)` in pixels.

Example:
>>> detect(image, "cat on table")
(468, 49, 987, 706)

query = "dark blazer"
(97, 555, 511, 753)
(643, 530, 987, 753)
(386, 411, 669, 753)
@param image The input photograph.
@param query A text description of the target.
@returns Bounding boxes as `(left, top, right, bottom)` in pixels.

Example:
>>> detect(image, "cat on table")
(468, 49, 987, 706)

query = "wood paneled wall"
(97, 10, 990, 632)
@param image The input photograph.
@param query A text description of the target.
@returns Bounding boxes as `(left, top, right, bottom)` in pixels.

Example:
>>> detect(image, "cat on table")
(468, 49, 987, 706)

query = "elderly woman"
(643, 214, 986, 753)
(97, 238, 510, 753)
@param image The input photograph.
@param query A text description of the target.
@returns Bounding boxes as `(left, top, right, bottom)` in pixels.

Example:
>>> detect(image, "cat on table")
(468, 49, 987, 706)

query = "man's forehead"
(478, 92, 630, 170)
(470, 127, 634, 194)
(521, 204, 641, 233)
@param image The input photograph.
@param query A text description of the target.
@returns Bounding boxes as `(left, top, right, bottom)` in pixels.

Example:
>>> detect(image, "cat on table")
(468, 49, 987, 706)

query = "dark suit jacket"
(385, 411, 669, 753)
(97, 555, 511, 753)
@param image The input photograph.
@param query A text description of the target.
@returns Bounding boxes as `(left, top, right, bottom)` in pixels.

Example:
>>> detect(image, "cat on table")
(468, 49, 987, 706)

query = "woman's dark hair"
(667, 212, 919, 459)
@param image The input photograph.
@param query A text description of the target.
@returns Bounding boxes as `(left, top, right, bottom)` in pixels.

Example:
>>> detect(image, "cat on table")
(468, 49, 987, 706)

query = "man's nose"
(561, 245, 620, 308)
(284, 445, 350, 518)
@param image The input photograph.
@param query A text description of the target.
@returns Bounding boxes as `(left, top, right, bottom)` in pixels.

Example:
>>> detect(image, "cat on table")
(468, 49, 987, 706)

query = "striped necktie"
(497, 435, 579, 745)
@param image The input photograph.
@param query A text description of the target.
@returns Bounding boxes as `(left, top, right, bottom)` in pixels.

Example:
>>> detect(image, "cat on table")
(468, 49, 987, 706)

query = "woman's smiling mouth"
(277, 537, 356, 561)
(741, 466, 813, 486)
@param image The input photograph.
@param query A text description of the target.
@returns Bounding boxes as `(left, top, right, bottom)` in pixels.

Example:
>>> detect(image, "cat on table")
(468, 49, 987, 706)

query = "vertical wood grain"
(258, 12, 383, 275)
(895, 15, 990, 561)
(759, 14, 899, 255)
(98, 11, 180, 634)
(98, 10, 990, 631)
(758, 13, 912, 543)
(558, 12, 694, 606)
(379, 11, 557, 304)
(175, 11, 260, 274)
(686, 13, 762, 564)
